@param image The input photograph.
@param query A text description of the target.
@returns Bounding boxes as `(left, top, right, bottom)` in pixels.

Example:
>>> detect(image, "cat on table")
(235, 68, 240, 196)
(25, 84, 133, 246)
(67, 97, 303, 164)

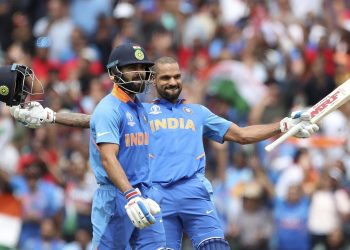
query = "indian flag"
(0, 193, 22, 249)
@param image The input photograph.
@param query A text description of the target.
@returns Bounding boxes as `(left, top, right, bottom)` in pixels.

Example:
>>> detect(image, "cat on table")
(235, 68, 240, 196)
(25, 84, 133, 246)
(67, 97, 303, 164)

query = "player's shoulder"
(181, 102, 207, 112)
(141, 102, 152, 109)
(92, 94, 122, 118)
(96, 94, 122, 109)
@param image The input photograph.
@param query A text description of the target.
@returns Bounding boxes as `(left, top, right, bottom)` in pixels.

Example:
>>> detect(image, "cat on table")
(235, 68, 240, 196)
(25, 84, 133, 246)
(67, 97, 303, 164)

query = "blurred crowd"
(0, 0, 350, 249)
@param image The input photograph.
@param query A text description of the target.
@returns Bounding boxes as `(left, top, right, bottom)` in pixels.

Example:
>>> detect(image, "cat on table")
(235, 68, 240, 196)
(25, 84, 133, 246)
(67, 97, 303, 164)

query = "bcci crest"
(126, 112, 136, 127)
(183, 107, 193, 114)
(0, 85, 9, 96)
(134, 49, 144, 60)
(149, 105, 162, 115)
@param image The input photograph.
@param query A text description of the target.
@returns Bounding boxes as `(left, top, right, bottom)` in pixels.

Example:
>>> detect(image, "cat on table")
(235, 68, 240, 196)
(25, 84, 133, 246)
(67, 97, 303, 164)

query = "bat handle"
(265, 123, 303, 152)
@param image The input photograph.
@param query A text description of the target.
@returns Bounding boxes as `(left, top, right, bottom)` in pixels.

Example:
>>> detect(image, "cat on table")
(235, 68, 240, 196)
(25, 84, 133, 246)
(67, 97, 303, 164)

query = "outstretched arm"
(224, 111, 319, 144)
(224, 122, 281, 144)
(55, 112, 90, 128)
(10, 102, 91, 128)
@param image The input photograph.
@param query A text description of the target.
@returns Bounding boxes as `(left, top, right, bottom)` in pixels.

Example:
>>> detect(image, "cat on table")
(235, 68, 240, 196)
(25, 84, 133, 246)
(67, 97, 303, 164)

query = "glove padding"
(124, 188, 161, 229)
(280, 111, 319, 138)
(9, 101, 55, 129)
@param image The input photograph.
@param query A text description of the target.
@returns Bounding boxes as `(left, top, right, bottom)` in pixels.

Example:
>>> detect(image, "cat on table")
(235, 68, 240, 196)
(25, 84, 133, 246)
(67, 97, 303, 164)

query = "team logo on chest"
(126, 111, 136, 127)
(149, 105, 162, 115)
(183, 107, 193, 114)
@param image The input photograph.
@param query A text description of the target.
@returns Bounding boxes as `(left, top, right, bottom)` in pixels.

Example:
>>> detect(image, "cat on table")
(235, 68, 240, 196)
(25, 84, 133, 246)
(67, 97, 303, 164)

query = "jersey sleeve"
(201, 105, 232, 143)
(92, 104, 121, 145)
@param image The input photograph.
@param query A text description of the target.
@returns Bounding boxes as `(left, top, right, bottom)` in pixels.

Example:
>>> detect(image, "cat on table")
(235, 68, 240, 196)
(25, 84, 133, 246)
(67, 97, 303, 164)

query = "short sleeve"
(201, 105, 232, 143)
(92, 105, 122, 145)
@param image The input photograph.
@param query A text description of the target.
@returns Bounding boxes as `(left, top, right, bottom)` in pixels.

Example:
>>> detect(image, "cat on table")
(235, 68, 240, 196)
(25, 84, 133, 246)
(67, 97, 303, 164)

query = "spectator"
(63, 228, 92, 250)
(274, 184, 310, 250)
(231, 181, 273, 250)
(22, 217, 65, 250)
(308, 167, 350, 250)
(10, 162, 64, 247)
(33, 0, 75, 61)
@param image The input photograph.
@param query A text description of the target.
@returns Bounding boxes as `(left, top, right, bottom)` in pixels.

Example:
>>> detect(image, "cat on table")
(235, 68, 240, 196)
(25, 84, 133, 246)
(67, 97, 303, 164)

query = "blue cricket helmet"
(107, 43, 154, 70)
(106, 44, 155, 94)
(0, 64, 42, 106)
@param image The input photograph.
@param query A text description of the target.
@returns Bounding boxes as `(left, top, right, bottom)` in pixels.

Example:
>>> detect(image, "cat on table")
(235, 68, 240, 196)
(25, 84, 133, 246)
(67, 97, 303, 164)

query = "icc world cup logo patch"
(134, 49, 145, 60)
(0, 85, 9, 96)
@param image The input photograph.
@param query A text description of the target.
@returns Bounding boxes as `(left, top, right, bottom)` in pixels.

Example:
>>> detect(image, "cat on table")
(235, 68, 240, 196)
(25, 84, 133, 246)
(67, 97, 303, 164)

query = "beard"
(119, 74, 147, 93)
(157, 85, 182, 102)
(123, 81, 146, 93)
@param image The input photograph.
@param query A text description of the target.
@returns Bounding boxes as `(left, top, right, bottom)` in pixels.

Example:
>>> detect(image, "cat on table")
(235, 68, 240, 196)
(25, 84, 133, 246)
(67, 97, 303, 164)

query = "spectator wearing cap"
(230, 181, 273, 250)
(111, 2, 141, 46)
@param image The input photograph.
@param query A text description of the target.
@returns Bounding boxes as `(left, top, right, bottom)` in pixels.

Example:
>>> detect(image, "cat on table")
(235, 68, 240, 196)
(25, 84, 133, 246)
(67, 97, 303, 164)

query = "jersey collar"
(152, 98, 185, 106)
(111, 84, 134, 103)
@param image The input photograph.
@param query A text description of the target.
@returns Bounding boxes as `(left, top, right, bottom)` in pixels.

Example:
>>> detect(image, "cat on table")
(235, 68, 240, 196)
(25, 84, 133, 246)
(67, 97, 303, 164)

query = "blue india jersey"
(143, 98, 232, 185)
(89, 85, 151, 186)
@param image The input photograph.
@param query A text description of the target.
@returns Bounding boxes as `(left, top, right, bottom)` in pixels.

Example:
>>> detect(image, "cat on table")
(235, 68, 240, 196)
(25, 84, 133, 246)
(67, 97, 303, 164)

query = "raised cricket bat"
(265, 78, 350, 152)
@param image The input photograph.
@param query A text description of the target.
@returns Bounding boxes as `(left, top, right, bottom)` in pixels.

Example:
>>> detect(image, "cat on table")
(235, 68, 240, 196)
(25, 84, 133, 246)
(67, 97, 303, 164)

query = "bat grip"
(265, 123, 303, 152)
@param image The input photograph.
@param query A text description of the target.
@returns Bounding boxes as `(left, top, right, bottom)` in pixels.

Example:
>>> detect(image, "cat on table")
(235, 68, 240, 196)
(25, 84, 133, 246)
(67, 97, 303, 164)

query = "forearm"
(224, 122, 281, 144)
(55, 112, 91, 128)
(101, 154, 133, 193)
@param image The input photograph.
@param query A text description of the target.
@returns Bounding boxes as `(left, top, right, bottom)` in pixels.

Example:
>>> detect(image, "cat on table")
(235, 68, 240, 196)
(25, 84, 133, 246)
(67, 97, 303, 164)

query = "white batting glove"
(9, 101, 56, 129)
(124, 188, 160, 229)
(280, 111, 319, 138)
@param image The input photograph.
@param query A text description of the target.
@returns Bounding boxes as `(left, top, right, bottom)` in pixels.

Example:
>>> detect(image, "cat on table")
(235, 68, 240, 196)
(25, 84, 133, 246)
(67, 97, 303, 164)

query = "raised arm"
(224, 111, 319, 144)
(10, 101, 91, 128)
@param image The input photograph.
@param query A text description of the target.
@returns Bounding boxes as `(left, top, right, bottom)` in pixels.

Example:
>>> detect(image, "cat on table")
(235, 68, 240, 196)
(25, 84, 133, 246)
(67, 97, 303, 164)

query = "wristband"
(124, 188, 140, 201)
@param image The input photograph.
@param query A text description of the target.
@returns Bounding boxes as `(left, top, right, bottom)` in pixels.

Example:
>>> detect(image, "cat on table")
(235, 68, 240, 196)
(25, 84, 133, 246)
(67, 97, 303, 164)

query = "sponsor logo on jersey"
(126, 111, 136, 127)
(125, 132, 149, 147)
(97, 132, 111, 137)
(149, 118, 196, 132)
(149, 105, 162, 115)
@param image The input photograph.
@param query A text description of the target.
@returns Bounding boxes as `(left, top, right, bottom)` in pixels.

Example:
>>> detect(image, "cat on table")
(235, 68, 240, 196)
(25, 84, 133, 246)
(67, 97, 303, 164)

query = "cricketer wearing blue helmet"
(9, 56, 320, 249)
(89, 44, 166, 250)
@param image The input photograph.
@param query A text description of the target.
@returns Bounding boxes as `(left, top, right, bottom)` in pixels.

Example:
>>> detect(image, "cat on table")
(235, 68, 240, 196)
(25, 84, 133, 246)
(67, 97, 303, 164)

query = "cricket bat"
(265, 78, 350, 152)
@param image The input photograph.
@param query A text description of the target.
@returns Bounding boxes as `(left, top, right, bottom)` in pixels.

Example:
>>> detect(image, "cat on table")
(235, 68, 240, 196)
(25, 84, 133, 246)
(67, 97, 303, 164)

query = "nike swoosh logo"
(206, 210, 214, 214)
(97, 132, 111, 137)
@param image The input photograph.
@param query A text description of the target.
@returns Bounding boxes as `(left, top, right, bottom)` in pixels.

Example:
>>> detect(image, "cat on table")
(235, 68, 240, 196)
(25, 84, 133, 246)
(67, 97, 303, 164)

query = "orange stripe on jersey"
(111, 85, 133, 103)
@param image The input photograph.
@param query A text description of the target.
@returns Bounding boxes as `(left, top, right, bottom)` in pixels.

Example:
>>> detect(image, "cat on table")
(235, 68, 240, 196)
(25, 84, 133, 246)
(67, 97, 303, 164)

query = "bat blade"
(265, 78, 350, 152)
